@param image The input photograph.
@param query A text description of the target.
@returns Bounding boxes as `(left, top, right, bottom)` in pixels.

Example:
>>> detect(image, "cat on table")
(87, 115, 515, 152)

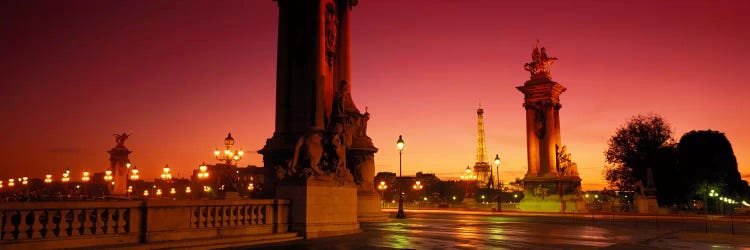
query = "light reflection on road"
(250, 211, 750, 249)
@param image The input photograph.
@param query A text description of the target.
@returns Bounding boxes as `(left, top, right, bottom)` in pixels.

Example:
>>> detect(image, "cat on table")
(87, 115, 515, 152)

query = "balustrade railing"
(1, 201, 140, 243)
(0, 199, 290, 249)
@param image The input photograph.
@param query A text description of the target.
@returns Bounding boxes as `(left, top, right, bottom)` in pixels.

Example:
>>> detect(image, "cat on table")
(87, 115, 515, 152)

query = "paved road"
(247, 210, 750, 249)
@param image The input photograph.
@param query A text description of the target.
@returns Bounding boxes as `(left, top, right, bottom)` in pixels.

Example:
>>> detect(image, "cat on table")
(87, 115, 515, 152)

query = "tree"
(678, 130, 749, 200)
(604, 114, 675, 193)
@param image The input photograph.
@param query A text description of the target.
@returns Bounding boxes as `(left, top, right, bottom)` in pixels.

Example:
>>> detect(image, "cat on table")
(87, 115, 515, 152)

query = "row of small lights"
(709, 189, 748, 206)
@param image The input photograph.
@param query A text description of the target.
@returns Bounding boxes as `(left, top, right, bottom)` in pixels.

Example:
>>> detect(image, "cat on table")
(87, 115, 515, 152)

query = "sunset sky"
(2, 0, 749, 190)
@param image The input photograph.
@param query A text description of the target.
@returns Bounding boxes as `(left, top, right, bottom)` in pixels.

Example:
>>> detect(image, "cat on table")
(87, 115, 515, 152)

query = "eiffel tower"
(473, 105, 492, 188)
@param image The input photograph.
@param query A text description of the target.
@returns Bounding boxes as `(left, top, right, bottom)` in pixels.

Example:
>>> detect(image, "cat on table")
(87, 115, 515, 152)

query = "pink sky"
(1, 0, 749, 190)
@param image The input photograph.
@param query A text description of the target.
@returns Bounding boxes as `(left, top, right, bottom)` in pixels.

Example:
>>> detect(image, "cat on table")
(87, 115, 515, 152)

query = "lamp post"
(104, 169, 113, 182)
(44, 174, 53, 184)
(130, 167, 139, 181)
(413, 180, 423, 209)
(396, 135, 406, 219)
(377, 181, 387, 207)
(214, 133, 244, 165)
(494, 154, 501, 212)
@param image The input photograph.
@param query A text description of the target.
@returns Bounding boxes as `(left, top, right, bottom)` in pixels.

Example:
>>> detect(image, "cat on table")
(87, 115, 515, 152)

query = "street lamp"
(185, 186, 192, 194)
(44, 174, 53, 184)
(127, 186, 133, 195)
(214, 133, 245, 165)
(460, 166, 477, 180)
(161, 165, 172, 181)
(494, 154, 501, 212)
(247, 183, 254, 191)
(170, 188, 176, 195)
(413, 181, 423, 190)
(396, 135, 406, 219)
(130, 166, 139, 181)
(81, 171, 90, 182)
(22, 177, 28, 185)
(7, 179, 14, 187)
(198, 163, 209, 179)
(104, 169, 113, 182)
(62, 169, 70, 183)
(377, 181, 387, 206)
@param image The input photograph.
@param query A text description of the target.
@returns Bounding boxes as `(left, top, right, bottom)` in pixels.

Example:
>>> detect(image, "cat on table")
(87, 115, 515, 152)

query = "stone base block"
(277, 178, 360, 239)
(357, 191, 388, 222)
(635, 196, 658, 213)
(520, 176, 584, 213)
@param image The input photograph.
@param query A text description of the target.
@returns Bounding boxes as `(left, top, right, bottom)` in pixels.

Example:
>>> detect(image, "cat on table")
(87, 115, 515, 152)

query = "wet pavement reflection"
(246, 211, 750, 249)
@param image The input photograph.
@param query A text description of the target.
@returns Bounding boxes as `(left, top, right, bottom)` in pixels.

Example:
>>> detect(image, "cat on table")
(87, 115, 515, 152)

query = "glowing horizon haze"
(1, 0, 749, 190)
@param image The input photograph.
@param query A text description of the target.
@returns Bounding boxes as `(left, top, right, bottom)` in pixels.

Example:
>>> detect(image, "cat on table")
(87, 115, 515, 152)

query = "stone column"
(108, 146, 130, 195)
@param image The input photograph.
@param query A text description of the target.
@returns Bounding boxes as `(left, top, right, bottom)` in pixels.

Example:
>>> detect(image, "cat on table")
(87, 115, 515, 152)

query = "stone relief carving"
(325, 2, 338, 68)
(523, 41, 558, 80)
(555, 145, 580, 177)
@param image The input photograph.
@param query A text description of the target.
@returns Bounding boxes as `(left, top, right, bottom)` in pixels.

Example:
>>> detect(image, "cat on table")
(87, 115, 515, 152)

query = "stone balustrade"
(0, 199, 290, 249)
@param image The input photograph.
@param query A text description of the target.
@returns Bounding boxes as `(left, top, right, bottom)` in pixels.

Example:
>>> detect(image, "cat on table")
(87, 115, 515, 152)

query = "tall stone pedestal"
(276, 178, 360, 239)
(519, 176, 583, 213)
(108, 146, 131, 195)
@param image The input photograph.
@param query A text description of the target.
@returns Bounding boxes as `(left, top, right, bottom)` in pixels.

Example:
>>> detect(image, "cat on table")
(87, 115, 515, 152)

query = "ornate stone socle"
(259, 0, 382, 238)
(108, 132, 131, 195)
(516, 44, 583, 213)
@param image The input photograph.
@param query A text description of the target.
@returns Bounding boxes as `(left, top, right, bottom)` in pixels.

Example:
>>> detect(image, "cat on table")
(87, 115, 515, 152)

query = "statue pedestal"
(520, 176, 583, 213)
(357, 191, 387, 222)
(276, 177, 360, 239)
(635, 196, 658, 213)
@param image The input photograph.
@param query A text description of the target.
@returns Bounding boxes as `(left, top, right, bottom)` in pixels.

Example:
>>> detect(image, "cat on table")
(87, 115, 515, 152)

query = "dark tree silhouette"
(604, 114, 675, 193)
(678, 130, 749, 200)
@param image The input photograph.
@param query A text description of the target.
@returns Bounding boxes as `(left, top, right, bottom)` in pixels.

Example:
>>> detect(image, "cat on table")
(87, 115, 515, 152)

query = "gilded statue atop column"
(523, 41, 558, 80)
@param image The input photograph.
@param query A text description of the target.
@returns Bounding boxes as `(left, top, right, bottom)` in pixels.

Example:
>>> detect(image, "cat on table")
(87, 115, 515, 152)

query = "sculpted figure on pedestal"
(113, 133, 130, 147)
(556, 145, 580, 177)
(523, 41, 558, 80)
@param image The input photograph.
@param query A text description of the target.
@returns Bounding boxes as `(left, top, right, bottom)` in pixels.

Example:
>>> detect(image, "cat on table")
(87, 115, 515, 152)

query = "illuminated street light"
(214, 133, 245, 165)
(156, 189, 162, 196)
(143, 190, 149, 197)
(198, 163, 209, 179)
(22, 177, 28, 185)
(44, 174, 53, 184)
(185, 187, 192, 194)
(130, 166, 139, 181)
(161, 165, 172, 180)
(8, 179, 14, 187)
(247, 183, 254, 191)
(396, 135, 406, 219)
(412, 181, 423, 190)
(127, 186, 133, 194)
(494, 154, 501, 212)
(62, 169, 70, 183)
(104, 169, 113, 182)
(170, 188, 176, 195)
(460, 166, 477, 180)
(377, 181, 387, 205)
(81, 171, 90, 182)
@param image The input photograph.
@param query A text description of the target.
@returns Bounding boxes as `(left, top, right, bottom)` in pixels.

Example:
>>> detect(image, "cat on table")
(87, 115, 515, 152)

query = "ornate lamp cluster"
(161, 165, 172, 180)
(62, 169, 70, 183)
(460, 166, 477, 180)
(130, 166, 140, 181)
(44, 174, 53, 184)
(197, 163, 209, 179)
(81, 171, 90, 182)
(104, 169, 113, 182)
(412, 181, 423, 190)
(213, 133, 244, 165)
